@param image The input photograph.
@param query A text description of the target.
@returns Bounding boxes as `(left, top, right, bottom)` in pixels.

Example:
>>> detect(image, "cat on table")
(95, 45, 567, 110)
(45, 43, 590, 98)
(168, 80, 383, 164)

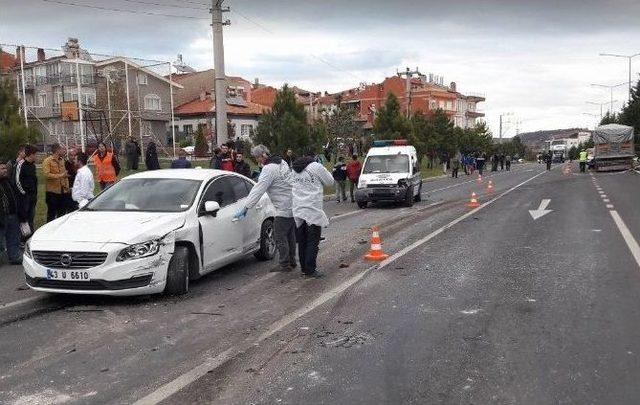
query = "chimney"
(177, 53, 183, 63)
(15, 46, 25, 65)
(450, 82, 456, 92)
(253, 77, 260, 88)
(199, 91, 207, 101)
(37, 48, 46, 62)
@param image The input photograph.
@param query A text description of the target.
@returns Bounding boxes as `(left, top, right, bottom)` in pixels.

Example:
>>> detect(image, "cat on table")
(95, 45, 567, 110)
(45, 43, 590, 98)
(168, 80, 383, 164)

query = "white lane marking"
(610, 210, 640, 269)
(134, 168, 549, 405)
(132, 348, 236, 405)
(606, 204, 614, 209)
(603, 199, 610, 203)
(0, 296, 42, 312)
(601, 194, 608, 198)
(331, 209, 361, 220)
(529, 199, 552, 220)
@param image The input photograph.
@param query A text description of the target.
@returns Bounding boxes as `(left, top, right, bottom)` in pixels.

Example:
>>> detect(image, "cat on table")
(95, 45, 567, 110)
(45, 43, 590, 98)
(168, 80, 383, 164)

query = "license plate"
(46, 269, 90, 281)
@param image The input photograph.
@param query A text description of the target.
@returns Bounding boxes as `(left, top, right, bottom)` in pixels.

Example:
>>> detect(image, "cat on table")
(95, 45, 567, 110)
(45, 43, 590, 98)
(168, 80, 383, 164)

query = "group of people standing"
(209, 143, 252, 178)
(234, 145, 334, 278)
(489, 153, 512, 172)
(332, 155, 362, 203)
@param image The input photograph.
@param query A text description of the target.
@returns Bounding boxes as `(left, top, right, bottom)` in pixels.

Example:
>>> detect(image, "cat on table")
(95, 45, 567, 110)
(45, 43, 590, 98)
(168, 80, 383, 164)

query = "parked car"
(23, 169, 277, 296)
(182, 146, 195, 155)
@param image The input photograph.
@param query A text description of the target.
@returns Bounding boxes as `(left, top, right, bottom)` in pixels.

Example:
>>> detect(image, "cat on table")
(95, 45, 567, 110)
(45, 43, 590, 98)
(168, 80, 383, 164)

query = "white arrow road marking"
(529, 199, 552, 220)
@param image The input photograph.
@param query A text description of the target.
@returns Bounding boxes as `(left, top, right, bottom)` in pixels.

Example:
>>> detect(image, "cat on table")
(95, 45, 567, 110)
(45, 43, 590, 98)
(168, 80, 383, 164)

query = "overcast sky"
(2, 0, 640, 136)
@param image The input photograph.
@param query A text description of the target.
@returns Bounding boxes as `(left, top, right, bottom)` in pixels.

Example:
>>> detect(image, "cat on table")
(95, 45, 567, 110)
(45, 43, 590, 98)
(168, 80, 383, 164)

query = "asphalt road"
(2, 162, 640, 405)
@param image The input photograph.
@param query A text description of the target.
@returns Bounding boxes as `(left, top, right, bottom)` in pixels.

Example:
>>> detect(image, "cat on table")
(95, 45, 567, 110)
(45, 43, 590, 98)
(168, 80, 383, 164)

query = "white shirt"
(244, 159, 293, 217)
(291, 160, 335, 227)
(72, 165, 95, 203)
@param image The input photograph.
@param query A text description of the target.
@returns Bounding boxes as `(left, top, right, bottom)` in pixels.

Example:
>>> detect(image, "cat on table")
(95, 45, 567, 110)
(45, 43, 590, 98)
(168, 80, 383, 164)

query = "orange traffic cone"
(364, 226, 389, 261)
(477, 174, 483, 185)
(486, 180, 494, 194)
(467, 192, 480, 208)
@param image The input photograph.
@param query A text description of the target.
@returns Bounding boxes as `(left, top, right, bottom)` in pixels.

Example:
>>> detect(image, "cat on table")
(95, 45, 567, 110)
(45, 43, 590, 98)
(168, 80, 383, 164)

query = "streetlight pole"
(599, 52, 640, 102)
(586, 100, 611, 120)
(582, 112, 599, 130)
(590, 81, 627, 114)
(211, 0, 230, 147)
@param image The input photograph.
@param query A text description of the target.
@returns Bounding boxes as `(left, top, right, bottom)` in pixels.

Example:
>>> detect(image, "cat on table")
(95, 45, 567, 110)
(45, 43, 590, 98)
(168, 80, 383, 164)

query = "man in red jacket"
(345, 154, 362, 203)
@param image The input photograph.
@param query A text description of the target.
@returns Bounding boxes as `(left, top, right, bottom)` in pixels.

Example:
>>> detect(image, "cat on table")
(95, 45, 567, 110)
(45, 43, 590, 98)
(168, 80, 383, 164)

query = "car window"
(227, 175, 250, 201)
(244, 179, 254, 193)
(201, 177, 237, 208)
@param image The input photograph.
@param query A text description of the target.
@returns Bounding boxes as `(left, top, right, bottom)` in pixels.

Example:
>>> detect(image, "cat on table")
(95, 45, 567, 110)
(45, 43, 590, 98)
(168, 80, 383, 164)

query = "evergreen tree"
(0, 78, 38, 161)
(373, 93, 409, 139)
(619, 79, 640, 154)
(599, 110, 619, 125)
(326, 105, 361, 160)
(253, 84, 308, 155)
(194, 126, 208, 157)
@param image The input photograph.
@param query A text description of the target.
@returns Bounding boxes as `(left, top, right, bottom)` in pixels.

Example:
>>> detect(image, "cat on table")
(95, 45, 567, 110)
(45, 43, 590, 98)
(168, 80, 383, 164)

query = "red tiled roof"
(0, 50, 17, 73)
(251, 86, 278, 108)
(175, 97, 266, 117)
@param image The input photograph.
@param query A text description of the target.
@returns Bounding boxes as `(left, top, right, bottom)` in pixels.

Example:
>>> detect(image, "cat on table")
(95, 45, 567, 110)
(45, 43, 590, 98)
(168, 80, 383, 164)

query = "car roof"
(123, 169, 235, 181)
(366, 146, 417, 156)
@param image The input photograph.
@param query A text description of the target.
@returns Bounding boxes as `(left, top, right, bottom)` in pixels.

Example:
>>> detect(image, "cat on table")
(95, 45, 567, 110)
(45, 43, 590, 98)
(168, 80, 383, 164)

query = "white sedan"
(23, 169, 277, 296)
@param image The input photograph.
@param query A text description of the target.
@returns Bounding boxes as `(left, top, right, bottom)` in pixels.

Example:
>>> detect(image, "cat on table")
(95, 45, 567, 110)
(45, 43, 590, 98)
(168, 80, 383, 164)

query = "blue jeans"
(1, 214, 22, 263)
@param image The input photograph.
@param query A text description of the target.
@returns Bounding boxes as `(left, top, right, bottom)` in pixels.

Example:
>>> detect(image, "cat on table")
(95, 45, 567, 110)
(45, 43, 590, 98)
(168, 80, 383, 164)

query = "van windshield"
(363, 154, 410, 174)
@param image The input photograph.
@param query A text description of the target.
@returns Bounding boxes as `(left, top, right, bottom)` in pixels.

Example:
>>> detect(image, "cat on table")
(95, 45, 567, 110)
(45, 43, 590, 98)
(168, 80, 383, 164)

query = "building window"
(53, 90, 62, 107)
(197, 123, 207, 133)
(429, 100, 437, 110)
(38, 91, 47, 107)
(240, 124, 253, 137)
(137, 73, 148, 85)
(183, 124, 193, 134)
(144, 94, 161, 111)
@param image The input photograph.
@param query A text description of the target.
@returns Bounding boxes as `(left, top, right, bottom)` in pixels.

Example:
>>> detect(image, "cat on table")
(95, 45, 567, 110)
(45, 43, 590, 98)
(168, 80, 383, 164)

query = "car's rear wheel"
(255, 219, 276, 261)
(165, 246, 189, 295)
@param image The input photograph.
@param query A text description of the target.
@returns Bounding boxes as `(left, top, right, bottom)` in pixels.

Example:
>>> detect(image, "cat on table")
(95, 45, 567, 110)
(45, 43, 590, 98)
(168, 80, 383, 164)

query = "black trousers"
(295, 220, 322, 274)
(580, 162, 586, 172)
(45, 192, 66, 223)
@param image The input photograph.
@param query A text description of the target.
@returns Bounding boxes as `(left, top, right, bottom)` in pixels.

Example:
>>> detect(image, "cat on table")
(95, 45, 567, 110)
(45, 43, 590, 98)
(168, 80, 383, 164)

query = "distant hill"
(516, 128, 589, 149)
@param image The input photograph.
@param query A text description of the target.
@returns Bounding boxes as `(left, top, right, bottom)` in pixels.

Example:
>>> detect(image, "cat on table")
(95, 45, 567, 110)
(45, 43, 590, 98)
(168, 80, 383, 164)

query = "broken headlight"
(116, 239, 162, 262)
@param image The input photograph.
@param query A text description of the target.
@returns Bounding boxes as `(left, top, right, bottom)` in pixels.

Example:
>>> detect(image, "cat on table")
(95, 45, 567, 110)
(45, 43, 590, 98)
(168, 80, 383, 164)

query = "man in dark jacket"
(209, 147, 222, 169)
(15, 145, 38, 232)
(145, 142, 161, 170)
(125, 138, 137, 170)
(233, 153, 251, 178)
(170, 149, 192, 169)
(0, 159, 22, 264)
(332, 156, 347, 202)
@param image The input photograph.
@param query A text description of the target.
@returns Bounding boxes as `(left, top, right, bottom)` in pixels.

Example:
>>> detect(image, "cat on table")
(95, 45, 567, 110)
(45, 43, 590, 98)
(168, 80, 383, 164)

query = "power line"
(230, 9, 364, 82)
(119, 0, 208, 11)
(39, 0, 209, 20)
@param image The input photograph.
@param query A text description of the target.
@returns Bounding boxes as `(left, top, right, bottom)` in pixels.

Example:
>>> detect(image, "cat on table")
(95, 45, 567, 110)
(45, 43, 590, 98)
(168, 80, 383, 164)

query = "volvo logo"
(59, 254, 73, 268)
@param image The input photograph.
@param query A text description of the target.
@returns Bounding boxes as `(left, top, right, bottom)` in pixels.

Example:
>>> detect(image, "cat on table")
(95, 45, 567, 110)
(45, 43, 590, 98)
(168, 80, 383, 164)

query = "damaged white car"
(23, 169, 277, 296)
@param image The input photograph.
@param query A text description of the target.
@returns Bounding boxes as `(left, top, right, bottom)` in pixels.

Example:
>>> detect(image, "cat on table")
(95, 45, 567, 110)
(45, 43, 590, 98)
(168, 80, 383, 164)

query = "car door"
(198, 176, 243, 271)
(227, 175, 263, 252)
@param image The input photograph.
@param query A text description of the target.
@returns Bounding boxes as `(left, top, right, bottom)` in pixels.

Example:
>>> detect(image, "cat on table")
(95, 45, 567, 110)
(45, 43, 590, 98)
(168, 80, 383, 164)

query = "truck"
(593, 124, 635, 172)
(549, 140, 567, 163)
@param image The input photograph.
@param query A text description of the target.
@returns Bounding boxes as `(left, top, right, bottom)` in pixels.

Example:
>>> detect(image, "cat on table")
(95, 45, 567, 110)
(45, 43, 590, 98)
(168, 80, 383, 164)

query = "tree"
(194, 126, 208, 157)
(619, 79, 640, 154)
(431, 109, 456, 159)
(326, 106, 361, 160)
(373, 93, 409, 139)
(408, 111, 433, 161)
(600, 110, 619, 125)
(253, 84, 309, 155)
(0, 78, 38, 161)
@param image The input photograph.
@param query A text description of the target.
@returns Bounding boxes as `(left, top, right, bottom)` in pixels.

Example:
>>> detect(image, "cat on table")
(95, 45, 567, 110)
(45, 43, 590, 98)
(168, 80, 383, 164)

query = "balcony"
(466, 110, 485, 118)
(29, 106, 59, 119)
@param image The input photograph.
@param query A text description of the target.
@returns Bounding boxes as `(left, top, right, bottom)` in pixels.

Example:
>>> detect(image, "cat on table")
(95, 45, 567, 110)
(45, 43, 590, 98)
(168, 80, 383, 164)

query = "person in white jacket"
(234, 145, 297, 272)
(71, 152, 94, 206)
(290, 153, 335, 278)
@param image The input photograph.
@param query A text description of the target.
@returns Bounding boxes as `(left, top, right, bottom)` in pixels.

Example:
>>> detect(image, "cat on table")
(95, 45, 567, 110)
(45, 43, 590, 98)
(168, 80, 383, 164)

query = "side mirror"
(204, 201, 220, 216)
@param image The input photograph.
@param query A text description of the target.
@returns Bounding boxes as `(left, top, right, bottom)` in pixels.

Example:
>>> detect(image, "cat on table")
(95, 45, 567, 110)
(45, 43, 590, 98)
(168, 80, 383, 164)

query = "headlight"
(117, 239, 161, 262)
(358, 179, 367, 188)
(24, 240, 32, 259)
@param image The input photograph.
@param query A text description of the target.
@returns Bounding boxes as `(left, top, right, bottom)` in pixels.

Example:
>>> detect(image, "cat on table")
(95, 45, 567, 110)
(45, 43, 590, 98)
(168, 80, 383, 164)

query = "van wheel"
(255, 219, 276, 261)
(165, 246, 189, 295)
(414, 182, 422, 202)
(357, 201, 368, 209)
(404, 186, 414, 207)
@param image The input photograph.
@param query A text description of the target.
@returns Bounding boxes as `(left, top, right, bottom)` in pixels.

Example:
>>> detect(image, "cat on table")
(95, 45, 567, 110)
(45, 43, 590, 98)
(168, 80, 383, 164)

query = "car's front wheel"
(165, 246, 189, 295)
(255, 219, 276, 261)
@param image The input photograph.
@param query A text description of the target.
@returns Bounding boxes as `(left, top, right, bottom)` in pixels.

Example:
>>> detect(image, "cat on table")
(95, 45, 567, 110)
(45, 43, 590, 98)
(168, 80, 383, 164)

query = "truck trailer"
(593, 124, 635, 172)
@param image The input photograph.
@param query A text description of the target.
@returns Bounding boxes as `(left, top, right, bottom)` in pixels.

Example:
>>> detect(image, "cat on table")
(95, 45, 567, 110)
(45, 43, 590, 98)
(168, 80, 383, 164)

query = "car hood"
(33, 211, 187, 244)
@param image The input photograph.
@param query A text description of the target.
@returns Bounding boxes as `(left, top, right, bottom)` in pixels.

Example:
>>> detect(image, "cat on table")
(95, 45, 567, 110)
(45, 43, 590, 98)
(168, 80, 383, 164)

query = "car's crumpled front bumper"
(355, 185, 408, 203)
(23, 237, 175, 296)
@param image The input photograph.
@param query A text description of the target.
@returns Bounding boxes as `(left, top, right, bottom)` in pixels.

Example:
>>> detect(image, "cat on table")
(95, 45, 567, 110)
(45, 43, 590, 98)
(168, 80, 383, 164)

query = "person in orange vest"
(93, 142, 119, 190)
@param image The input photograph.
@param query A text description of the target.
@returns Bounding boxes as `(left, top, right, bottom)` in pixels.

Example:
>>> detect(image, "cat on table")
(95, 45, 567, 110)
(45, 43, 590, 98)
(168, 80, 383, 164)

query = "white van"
(355, 140, 422, 208)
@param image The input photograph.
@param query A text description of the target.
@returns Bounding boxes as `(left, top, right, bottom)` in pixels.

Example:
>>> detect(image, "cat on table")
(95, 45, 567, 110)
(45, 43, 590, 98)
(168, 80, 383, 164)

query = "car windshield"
(363, 154, 410, 174)
(85, 178, 202, 212)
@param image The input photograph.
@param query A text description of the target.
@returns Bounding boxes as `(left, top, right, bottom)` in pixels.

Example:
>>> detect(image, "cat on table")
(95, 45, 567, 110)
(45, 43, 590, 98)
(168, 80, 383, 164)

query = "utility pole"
(74, 58, 86, 152)
(600, 52, 640, 102)
(397, 67, 422, 117)
(211, 0, 230, 147)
